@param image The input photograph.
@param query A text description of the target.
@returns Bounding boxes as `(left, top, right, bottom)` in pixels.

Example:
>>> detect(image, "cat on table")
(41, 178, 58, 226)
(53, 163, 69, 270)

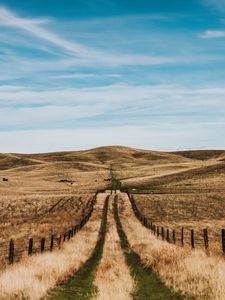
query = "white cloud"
(0, 105, 107, 128)
(0, 6, 177, 67)
(0, 84, 224, 134)
(201, 30, 225, 38)
(0, 7, 87, 55)
(0, 121, 224, 153)
(203, 0, 225, 11)
(0, 84, 225, 111)
(50, 73, 122, 79)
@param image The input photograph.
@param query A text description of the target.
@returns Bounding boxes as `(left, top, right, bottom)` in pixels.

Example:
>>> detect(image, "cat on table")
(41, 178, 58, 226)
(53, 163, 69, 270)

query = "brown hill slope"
(173, 150, 225, 161)
(0, 146, 224, 191)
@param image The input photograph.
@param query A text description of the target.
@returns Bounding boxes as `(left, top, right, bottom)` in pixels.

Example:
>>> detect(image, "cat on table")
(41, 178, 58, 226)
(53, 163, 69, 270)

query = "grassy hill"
(0, 146, 224, 193)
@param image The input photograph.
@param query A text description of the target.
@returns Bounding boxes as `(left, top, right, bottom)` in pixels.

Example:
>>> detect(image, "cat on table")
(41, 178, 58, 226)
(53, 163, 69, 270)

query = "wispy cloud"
(0, 6, 177, 67)
(0, 3, 224, 152)
(1, 120, 225, 153)
(0, 84, 224, 133)
(50, 73, 122, 79)
(201, 30, 225, 38)
(203, 0, 225, 11)
(0, 7, 88, 56)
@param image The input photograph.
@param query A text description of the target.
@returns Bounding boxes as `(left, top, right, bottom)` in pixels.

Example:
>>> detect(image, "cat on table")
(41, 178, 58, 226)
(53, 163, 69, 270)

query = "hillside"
(0, 146, 225, 300)
(0, 146, 201, 172)
(1, 146, 224, 189)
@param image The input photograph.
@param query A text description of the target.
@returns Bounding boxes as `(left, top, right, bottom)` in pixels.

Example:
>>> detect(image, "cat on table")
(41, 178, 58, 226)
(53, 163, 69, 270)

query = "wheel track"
(113, 193, 192, 300)
(48, 193, 109, 300)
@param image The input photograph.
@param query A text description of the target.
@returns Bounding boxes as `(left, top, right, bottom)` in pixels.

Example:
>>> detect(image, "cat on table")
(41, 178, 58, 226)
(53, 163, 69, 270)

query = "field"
(0, 150, 110, 265)
(1, 146, 225, 254)
(0, 146, 225, 299)
(114, 148, 225, 250)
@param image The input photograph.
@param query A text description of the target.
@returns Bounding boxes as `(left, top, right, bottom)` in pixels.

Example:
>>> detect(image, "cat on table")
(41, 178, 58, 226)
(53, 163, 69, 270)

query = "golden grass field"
(118, 191, 225, 300)
(0, 150, 111, 265)
(0, 146, 224, 262)
(112, 147, 225, 251)
(0, 192, 104, 300)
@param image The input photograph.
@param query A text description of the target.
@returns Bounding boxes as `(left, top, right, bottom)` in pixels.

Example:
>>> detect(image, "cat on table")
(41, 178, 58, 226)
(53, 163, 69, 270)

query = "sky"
(0, 0, 225, 153)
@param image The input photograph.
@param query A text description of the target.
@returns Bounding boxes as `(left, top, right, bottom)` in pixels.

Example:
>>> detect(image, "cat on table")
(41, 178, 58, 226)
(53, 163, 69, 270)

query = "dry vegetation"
(118, 192, 225, 300)
(133, 192, 225, 249)
(109, 147, 225, 252)
(1, 145, 225, 298)
(0, 150, 110, 266)
(0, 192, 104, 300)
(1, 146, 224, 260)
(94, 195, 135, 300)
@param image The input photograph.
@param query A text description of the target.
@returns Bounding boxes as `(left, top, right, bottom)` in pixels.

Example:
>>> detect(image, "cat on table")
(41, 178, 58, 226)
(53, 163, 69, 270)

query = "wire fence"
(0, 190, 106, 267)
(126, 191, 225, 255)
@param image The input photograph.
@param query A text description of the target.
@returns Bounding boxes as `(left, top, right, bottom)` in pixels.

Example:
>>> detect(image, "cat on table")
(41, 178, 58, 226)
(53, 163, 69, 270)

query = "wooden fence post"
(143, 217, 147, 227)
(153, 225, 156, 235)
(28, 238, 33, 256)
(166, 229, 170, 242)
(172, 230, 176, 244)
(50, 235, 54, 252)
(63, 232, 67, 242)
(67, 230, 71, 241)
(157, 226, 159, 237)
(203, 228, 209, 253)
(191, 229, 195, 249)
(9, 239, 14, 264)
(161, 227, 165, 240)
(181, 227, 184, 246)
(58, 235, 62, 248)
(222, 229, 225, 254)
(40, 238, 45, 253)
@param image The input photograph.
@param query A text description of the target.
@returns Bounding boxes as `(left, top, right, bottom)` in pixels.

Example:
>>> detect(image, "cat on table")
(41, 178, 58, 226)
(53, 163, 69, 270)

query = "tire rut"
(113, 194, 192, 300)
(47, 194, 109, 300)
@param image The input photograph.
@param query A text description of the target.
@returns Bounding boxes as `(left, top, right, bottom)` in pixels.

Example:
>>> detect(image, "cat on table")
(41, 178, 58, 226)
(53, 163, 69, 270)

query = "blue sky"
(0, 0, 225, 152)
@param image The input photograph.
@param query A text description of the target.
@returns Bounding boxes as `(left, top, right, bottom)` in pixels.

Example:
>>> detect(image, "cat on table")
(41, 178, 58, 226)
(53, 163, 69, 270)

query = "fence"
(2, 190, 103, 266)
(126, 191, 225, 255)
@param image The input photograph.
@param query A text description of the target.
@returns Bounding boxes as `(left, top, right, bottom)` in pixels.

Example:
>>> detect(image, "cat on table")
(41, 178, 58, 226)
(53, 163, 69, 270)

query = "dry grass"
(1, 145, 225, 277)
(134, 192, 225, 250)
(0, 193, 105, 300)
(94, 195, 135, 300)
(119, 192, 225, 300)
(0, 146, 200, 263)
(0, 151, 110, 266)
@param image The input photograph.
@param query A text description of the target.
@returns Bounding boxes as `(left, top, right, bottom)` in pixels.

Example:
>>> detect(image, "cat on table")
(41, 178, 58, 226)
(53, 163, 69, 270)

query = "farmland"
(1, 146, 225, 254)
(0, 150, 110, 265)
(0, 146, 225, 299)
